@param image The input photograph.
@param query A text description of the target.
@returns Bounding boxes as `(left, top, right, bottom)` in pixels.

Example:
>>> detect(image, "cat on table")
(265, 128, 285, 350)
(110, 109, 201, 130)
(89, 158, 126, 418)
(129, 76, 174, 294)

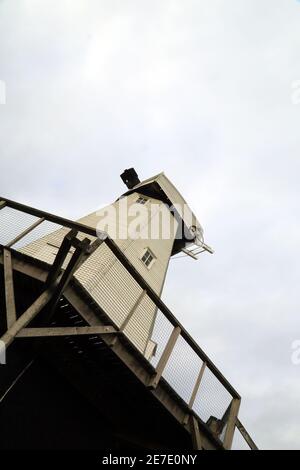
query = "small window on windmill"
(141, 248, 155, 268)
(136, 196, 148, 205)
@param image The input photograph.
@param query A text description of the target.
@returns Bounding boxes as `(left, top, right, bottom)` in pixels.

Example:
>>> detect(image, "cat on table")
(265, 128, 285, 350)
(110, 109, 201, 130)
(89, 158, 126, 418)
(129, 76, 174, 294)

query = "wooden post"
(223, 398, 241, 449)
(148, 326, 181, 388)
(190, 415, 203, 450)
(189, 361, 206, 407)
(3, 248, 17, 328)
(183, 361, 206, 424)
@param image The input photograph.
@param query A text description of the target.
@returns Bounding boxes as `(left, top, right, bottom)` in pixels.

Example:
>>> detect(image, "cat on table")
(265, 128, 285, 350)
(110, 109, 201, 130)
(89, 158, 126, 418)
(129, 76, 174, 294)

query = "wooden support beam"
(41, 237, 91, 326)
(0, 289, 54, 348)
(16, 325, 117, 338)
(236, 419, 258, 450)
(45, 229, 78, 287)
(0, 200, 6, 210)
(6, 217, 45, 248)
(148, 326, 181, 389)
(1, 237, 91, 349)
(190, 415, 203, 450)
(3, 248, 17, 328)
(50, 238, 90, 303)
(223, 398, 241, 450)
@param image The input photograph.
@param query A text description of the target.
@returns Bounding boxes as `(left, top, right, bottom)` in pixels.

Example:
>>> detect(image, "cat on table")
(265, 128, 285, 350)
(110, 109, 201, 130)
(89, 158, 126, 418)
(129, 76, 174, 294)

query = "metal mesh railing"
(150, 309, 174, 367)
(192, 366, 233, 422)
(12, 221, 63, 250)
(0, 207, 38, 246)
(0, 198, 253, 449)
(160, 334, 203, 404)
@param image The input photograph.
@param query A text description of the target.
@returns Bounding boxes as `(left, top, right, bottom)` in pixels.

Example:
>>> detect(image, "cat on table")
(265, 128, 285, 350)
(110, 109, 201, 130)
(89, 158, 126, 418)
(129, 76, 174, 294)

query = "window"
(141, 248, 155, 268)
(136, 196, 148, 205)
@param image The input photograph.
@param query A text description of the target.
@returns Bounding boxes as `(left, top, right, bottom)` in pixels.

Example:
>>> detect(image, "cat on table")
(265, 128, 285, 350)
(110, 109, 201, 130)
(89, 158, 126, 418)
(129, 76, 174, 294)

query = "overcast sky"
(1, 0, 300, 449)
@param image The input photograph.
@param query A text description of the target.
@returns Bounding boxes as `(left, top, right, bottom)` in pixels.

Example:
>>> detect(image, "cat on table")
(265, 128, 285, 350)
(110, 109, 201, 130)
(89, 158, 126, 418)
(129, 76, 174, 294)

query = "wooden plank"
(3, 248, 17, 328)
(236, 419, 258, 450)
(190, 415, 203, 450)
(148, 326, 181, 388)
(16, 325, 117, 338)
(0, 200, 6, 210)
(6, 217, 45, 248)
(223, 398, 241, 449)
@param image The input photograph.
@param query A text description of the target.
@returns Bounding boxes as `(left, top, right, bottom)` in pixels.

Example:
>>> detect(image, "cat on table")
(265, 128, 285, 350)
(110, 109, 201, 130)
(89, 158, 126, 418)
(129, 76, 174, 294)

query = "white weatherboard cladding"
(19, 192, 178, 355)
(132, 173, 201, 233)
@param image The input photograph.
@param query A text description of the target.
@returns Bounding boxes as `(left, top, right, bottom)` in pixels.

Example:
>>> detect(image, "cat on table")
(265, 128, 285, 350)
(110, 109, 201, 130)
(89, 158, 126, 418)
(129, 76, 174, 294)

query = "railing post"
(189, 360, 206, 407)
(183, 361, 206, 424)
(3, 248, 17, 328)
(190, 415, 203, 450)
(223, 398, 241, 449)
(148, 326, 181, 389)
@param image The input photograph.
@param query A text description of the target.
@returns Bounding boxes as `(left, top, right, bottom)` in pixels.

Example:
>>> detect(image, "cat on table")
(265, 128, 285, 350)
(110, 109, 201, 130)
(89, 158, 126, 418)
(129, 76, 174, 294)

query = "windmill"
(0, 169, 257, 450)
